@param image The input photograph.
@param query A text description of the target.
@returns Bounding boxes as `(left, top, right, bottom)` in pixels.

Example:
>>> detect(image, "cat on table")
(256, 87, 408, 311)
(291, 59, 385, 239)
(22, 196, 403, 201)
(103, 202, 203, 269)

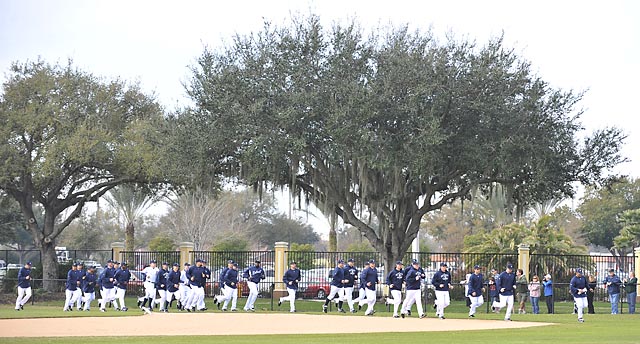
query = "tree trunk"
(40, 240, 58, 292)
(125, 221, 135, 252)
(328, 213, 337, 252)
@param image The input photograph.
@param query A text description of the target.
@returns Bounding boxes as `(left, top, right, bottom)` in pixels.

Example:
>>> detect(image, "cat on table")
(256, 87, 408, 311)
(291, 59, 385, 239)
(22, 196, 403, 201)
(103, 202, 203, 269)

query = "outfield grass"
(1, 298, 637, 344)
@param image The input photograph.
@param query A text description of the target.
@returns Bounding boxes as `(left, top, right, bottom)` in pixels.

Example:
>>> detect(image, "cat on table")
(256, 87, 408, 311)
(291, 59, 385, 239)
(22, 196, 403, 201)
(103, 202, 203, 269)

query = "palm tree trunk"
(125, 222, 135, 252)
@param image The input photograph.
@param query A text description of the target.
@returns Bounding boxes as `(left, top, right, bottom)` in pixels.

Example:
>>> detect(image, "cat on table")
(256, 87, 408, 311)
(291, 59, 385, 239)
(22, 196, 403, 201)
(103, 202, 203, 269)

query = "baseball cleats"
(231, 309, 237, 312)
(278, 300, 282, 307)
(20, 305, 24, 310)
(439, 315, 445, 320)
(407, 310, 411, 316)
(469, 314, 475, 318)
(100, 308, 106, 312)
(578, 318, 584, 323)
(142, 307, 152, 315)
(401, 313, 405, 318)
(350, 309, 357, 313)
(393, 315, 400, 318)
(505, 318, 511, 321)
(121, 307, 128, 312)
(419, 314, 426, 319)
(322, 305, 328, 313)
(338, 308, 346, 313)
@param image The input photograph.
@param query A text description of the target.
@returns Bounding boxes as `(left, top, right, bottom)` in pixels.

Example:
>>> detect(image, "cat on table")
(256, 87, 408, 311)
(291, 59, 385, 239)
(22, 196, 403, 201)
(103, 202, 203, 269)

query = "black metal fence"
(119, 251, 181, 272)
(190, 251, 275, 299)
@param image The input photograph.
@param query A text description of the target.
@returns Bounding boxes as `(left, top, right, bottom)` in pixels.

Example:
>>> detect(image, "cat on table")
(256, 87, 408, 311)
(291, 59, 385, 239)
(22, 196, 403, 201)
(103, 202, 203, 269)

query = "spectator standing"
(587, 275, 597, 314)
(603, 269, 622, 314)
(624, 271, 637, 314)
(528, 275, 541, 314)
(516, 269, 528, 314)
(543, 274, 554, 314)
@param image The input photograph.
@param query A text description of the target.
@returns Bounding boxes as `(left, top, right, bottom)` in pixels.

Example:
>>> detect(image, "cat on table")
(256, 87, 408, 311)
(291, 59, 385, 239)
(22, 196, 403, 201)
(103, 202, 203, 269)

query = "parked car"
(299, 277, 331, 299)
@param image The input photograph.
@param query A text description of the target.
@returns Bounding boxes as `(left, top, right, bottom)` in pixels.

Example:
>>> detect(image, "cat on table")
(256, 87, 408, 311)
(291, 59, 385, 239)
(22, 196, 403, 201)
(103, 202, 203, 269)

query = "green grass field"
(1, 298, 638, 344)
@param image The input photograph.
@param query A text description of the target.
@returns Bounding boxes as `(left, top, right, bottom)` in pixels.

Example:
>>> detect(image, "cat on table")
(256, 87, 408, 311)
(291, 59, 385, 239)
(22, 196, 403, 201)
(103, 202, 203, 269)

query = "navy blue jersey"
(570, 275, 588, 298)
(114, 269, 131, 290)
(405, 266, 425, 290)
(167, 270, 181, 292)
(82, 271, 97, 293)
(363, 267, 378, 291)
(431, 269, 452, 291)
(66, 269, 81, 291)
(331, 266, 345, 287)
(468, 273, 484, 296)
(17, 267, 32, 288)
(496, 271, 516, 296)
(187, 265, 205, 287)
(283, 268, 301, 290)
(243, 266, 265, 284)
(343, 265, 358, 287)
(156, 268, 169, 290)
(100, 267, 116, 289)
(386, 268, 405, 290)
(224, 268, 239, 289)
(219, 267, 229, 282)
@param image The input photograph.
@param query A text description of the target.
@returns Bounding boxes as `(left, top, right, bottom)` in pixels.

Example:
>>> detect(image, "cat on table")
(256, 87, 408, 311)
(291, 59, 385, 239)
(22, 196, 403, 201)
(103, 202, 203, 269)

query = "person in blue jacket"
(99, 260, 117, 312)
(166, 263, 181, 312)
(342, 258, 359, 313)
(431, 262, 453, 319)
(492, 264, 516, 321)
(603, 269, 622, 314)
(222, 263, 239, 311)
(14, 261, 33, 311)
(402, 259, 426, 319)
(468, 265, 485, 318)
(242, 260, 265, 312)
(214, 260, 235, 308)
(323, 259, 347, 313)
(362, 259, 379, 316)
(278, 261, 301, 312)
(185, 259, 206, 312)
(156, 262, 170, 312)
(114, 262, 131, 311)
(81, 265, 98, 311)
(570, 268, 589, 322)
(542, 274, 554, 313)
(386, 261, 404, 318)
(63, 263, 81, 311)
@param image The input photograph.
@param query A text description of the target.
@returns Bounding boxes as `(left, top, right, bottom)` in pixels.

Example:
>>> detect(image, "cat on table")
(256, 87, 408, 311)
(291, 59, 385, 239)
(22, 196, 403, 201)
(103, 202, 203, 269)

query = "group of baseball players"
(14, 256, 532, 321)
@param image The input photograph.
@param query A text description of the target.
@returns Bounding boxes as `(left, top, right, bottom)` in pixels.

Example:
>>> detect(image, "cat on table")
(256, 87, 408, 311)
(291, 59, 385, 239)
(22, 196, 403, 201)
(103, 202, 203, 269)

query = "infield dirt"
(0, 312, 552, 337)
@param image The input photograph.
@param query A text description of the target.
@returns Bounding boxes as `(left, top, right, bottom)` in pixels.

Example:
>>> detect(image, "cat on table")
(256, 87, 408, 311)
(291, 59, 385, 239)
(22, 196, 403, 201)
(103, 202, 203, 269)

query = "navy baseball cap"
(184, 262, 191, 266)
(396, 261, 403, 265)
(172, 263, 179, 267)
(227, 259, 235, 264)
(121, 262, 127, 267)
(107, 259, 114, 263)
(76, 261, 83, 266)
(337, 259, 345, 264)
(162, 262, 169, 266)
(609, 269, 615, 273)
(290, 261, 297, 265)
(150, 260, 157, 264)
(233, 262, 238, 267)
(474, 265, 481, 269)
(507, 264, 514, 269)
(368, 259, 376, 264)
(412, 259, 419, 265)
(576, 268, 583, 274)
(440, 262, 448, 267)
(26, 261, 32, 265)
(195, 259, 202, 263)
(255, 260, 261, 264)
(201, 260, 207, 264)
(113, 261, 120, 265)
(348, 258, 355, 262)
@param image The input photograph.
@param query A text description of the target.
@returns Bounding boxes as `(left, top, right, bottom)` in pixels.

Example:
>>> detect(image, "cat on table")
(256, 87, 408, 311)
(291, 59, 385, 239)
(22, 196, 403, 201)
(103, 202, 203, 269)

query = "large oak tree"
(183, 16, 625, 269)
(0, 60, 164, 290)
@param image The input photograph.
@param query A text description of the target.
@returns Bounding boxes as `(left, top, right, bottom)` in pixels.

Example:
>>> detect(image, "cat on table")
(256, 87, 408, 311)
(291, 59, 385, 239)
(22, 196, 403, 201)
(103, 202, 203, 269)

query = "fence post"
(111, 242, 124, 262)
(179, 242, 194, 267)
(274, 242, 289, 298)
(633, 247, 640, 302)
(518, 244, 530, 278)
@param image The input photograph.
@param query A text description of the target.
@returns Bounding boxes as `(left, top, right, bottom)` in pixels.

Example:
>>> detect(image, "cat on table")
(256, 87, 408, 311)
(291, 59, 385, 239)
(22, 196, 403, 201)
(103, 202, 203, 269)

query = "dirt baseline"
(0, 313, 551, 337)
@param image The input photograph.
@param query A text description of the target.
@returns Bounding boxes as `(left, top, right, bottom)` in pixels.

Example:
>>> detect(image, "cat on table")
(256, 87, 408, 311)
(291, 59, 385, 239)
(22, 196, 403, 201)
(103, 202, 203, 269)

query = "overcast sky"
(1, 0, 639, 236)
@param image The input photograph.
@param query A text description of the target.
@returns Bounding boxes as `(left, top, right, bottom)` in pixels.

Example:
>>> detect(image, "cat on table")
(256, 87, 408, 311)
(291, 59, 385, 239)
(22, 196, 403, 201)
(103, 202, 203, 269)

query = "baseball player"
(341, 258, 359, 313)
(114, 262, 131, 311)
(468, 265, 485, 318)
(111, 261, 121, 309)
(221, 262, 239, 311)
(386, 261, 405, 318)
(185, 259, 206, 312)
(214, 260, 234, 308)
(99, 260, 117, 312)
(75, 262, 86, 310)
(63, 262, 83, 311)
(157, 262, 170, 312)
(199, 260, 211, 310)
(14, 261, 33, 311)
(178, 263, 191, 310)
(242, 260, 265, 312)
(362, 259, 379, 316)
(278, 261, 301, 312)
(165, 263, 181, 312)
(81, 265, 98, 311)
(140, 260, 159, 311)
(492, 263, 517, 321)
(431, 262, 453, 319)
(402, 259, 426, 319)
(323, 259, 347, 313)
(570, 268, 589, 323)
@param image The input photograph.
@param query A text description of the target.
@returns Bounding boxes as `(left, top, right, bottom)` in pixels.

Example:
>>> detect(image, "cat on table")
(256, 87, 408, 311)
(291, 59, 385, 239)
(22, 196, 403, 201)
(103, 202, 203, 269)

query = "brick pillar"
(111, 242, 124, 262)
(518, 244, 530, 278)
(179, 242, 194, 267)
(274, 242, 289, 298)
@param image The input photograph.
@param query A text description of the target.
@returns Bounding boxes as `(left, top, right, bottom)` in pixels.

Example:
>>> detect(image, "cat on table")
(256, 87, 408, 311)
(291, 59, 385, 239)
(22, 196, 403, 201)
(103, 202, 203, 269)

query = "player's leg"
(504, 295, 514, 320)
(83, 292, 94, 310)
(414, 290, 424, 317)
(70, 289, 82, 310)
(15, 287, 25, 310)
(323, 285, 338, 311)
(231, 288, 238, 310)
(440, 291, 450, 317)
(158, 289, 167, 311)
(365, 289, 376, 315)
(288, 288, 296, 312)
(345, 287, 355, 312)
(391, 290, 402, 317)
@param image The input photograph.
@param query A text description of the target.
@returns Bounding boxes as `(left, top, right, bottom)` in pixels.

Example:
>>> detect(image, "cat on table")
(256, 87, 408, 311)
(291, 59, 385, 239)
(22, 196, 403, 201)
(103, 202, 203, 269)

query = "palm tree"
(104, 184, 158, 252)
